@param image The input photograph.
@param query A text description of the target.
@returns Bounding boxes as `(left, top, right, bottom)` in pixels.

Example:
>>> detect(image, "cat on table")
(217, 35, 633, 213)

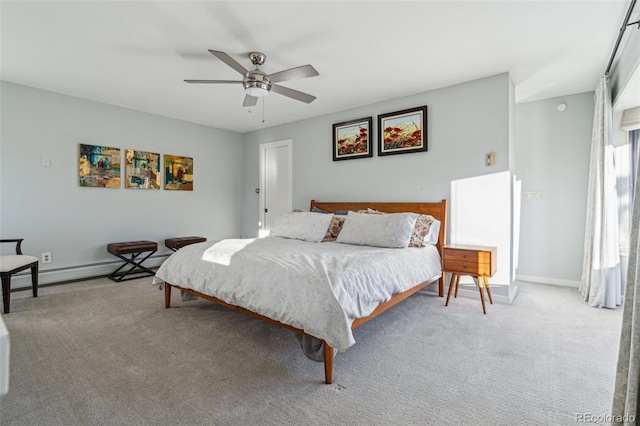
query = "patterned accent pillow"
(322, 216, 346, 242)
(408, 214, 435, 247)
(357, 208, 384, 215)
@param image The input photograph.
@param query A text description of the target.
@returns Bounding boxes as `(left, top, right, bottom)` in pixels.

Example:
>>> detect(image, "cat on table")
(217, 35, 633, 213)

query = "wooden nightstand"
(443, 244, 497, 314)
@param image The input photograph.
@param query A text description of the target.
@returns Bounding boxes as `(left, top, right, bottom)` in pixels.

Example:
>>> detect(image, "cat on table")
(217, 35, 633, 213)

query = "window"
(615, 129, 639, 290)
(616, 130, 638, 254)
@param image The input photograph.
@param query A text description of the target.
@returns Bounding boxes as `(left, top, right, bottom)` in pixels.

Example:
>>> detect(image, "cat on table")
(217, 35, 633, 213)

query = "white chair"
(0, 239, 38, 314)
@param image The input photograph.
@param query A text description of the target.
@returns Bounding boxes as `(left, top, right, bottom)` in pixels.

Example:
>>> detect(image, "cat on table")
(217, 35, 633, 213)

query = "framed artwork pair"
(332, 105, 427, 161)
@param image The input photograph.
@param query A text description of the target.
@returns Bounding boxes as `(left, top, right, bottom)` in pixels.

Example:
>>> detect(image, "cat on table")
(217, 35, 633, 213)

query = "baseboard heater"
(8, 254, 170, 290)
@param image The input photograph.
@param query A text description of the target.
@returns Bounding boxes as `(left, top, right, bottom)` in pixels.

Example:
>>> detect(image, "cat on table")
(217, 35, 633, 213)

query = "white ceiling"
(0, 1, 634, 133)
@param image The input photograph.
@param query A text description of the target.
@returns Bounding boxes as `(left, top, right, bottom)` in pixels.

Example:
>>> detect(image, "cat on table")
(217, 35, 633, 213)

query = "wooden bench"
(164, 236, 207, 252)
(107, 240, 157, 282)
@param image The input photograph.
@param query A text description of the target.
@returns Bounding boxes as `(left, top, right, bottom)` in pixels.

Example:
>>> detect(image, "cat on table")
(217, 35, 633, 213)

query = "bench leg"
(108, 250, 157, 282)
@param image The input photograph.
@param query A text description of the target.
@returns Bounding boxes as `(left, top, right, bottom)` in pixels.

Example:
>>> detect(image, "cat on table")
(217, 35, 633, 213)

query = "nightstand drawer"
(443, 248, 489, 263)
(444, 259, 492, 276)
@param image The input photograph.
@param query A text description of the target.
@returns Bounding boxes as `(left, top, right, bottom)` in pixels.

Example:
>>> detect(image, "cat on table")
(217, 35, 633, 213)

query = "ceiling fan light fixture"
(244, 80, 270, 97)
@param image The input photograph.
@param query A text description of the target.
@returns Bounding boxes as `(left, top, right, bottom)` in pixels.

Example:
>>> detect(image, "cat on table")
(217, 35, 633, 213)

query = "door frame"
(259, 139, 293, 236)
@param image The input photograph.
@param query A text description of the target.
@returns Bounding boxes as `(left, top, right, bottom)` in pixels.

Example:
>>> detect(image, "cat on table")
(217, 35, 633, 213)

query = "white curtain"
(579, 76, 623, 308)
(611, 129, 640, 425)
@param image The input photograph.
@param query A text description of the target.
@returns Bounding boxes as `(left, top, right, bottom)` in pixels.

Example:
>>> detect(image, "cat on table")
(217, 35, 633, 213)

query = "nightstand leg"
(454, 274, 461, 298)
(483, 276, 493, 304)
(445, 273, 457, 306)
(477, 277, 487, 314)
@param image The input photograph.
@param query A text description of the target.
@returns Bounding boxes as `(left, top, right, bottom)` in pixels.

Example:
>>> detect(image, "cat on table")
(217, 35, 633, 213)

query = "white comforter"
(153, 237, 442, 351)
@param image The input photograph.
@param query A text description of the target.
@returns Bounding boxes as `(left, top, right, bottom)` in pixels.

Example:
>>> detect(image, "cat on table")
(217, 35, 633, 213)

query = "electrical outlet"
(42, 252, 51, 263)
(522, 190, 542, 200)
(41, 157, 51, 167)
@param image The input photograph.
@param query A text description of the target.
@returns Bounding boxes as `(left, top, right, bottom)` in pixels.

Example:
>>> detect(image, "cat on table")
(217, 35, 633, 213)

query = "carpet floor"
(0, 277, 623, 425)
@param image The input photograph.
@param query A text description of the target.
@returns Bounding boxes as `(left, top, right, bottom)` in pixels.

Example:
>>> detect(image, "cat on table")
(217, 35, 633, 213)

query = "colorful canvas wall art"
(164, 155, 193, 191)
(79, 144, 121, 188)
(125, 149, 161, 189)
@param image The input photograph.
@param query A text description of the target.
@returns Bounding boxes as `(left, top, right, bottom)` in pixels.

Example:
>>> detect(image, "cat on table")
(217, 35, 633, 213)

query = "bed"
(155, 200, 447, 384)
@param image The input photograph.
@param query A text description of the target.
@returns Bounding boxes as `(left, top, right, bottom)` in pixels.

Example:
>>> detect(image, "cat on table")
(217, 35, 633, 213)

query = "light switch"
(486, 152, 496, 166)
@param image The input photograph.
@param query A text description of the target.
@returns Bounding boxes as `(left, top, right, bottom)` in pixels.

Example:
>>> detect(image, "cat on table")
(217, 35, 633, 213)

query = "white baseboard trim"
(7, 256, 169, 290)
(516, 275, 580, 288)
(423, 283, 519, 305)
(453, 286, 518, 305)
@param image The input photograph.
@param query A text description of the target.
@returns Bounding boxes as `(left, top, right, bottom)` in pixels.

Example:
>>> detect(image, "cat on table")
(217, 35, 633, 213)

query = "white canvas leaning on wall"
(450, 171, 520, 304)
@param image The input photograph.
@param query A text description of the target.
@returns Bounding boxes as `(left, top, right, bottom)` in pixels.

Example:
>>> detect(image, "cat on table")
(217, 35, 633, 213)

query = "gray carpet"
(0, 277, 623, 425)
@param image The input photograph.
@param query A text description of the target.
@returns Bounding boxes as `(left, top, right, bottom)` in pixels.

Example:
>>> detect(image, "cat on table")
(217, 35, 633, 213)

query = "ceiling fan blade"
(243, 95, 259, 107)
(271, 84, 317, 104)
(184, 80, 242, 84)
(268, 65, 319, 84)
(208, 50, 249, 76)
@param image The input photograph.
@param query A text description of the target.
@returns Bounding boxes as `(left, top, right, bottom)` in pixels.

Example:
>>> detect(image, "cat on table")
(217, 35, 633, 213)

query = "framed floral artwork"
(332, 117, 373, 161)
(377, 106, 427, 156)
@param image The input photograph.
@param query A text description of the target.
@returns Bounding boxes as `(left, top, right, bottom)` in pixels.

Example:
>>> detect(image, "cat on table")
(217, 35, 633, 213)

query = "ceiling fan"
(185, 50, 319, 107)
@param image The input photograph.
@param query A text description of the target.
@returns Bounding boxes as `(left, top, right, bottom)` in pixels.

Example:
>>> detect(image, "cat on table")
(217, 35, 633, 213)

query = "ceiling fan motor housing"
(243, 69, 271, 97)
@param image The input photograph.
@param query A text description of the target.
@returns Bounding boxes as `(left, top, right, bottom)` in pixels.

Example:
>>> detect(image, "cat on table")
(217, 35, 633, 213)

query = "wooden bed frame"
(164, 199, 448, 384)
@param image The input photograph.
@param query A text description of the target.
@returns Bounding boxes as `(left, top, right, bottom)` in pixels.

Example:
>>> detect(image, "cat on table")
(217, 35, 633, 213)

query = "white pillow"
(336, 212, 418, 248)
(269, 212, 335, 243)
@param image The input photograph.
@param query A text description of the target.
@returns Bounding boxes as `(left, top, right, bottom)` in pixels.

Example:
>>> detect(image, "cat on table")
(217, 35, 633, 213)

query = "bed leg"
(164, 283, 172, 308)
(323, 342, 334, 384)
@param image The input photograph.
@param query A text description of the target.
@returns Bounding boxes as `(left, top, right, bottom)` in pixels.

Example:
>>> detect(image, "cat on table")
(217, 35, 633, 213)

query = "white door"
(259, 140, 292, 236)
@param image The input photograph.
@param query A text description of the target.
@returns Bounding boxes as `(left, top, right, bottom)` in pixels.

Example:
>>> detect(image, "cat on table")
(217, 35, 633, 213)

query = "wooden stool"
(164, 236, 207, 252)
(107, 241, 157, 282)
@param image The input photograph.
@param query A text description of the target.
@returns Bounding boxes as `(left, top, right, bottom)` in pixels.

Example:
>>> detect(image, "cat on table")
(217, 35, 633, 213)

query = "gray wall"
(242, 73, 512, 237)
(0, 82, 244, 285)
(515, 91, 594, 285)
(0, 72, 599, 289)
